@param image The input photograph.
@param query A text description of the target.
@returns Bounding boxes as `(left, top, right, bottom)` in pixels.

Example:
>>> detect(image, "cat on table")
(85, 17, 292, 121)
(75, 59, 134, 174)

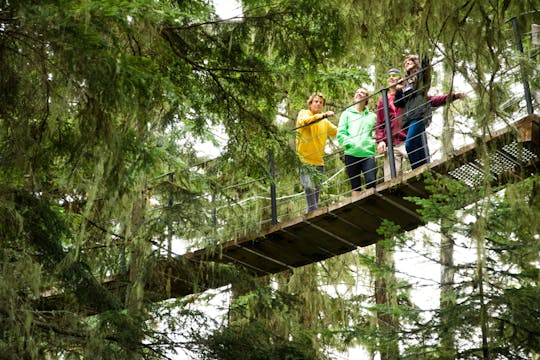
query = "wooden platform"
(39, 115, 540, 311)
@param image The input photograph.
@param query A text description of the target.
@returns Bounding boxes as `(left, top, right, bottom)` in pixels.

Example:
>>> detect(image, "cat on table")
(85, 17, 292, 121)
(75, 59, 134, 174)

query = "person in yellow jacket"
(296, 93, 337, 213)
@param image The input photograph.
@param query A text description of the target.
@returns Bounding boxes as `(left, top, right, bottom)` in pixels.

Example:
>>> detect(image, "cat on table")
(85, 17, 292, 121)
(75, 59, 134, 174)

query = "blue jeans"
(300, 165, 324, 213)
(405, 119, 430, 169)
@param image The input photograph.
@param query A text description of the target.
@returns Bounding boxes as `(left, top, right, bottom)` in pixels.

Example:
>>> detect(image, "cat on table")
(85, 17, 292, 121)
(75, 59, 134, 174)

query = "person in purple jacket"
(376, 68, 407, 181)
(394, 55, 464, 169)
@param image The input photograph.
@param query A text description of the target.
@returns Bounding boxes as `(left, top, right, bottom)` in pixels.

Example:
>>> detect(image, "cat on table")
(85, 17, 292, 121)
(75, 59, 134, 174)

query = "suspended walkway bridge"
(109, 113, 539, 306)
(39, 114, 539, 314)
(40, 16, 540, 309)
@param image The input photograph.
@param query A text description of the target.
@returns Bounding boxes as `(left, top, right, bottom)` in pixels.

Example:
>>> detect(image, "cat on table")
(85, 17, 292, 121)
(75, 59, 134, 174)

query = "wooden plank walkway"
(40, 115, 540, 311)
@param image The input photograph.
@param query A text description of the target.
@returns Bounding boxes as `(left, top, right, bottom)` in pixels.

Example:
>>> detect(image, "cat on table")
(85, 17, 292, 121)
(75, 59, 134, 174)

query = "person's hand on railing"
(452, 92, 466, 100)
(324, 110, 335, 118)
(377, 141, 387, 154)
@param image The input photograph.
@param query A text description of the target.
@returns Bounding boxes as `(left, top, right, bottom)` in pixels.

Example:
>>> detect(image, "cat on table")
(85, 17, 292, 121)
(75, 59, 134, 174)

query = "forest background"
(0, 1, 539, 359)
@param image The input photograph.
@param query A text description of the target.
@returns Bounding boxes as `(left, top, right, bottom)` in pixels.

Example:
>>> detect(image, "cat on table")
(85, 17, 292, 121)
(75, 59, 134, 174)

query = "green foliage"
(493, 286, 540, 354)
(1, 0, 361, 357)
(397, 175, 540, 359)
(201, 321, 323, 360)
(1, 0, 539, 358)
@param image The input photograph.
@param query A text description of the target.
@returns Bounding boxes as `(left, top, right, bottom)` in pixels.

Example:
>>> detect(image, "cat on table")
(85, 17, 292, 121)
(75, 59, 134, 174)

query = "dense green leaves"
(401, 175, 540, 359)
(1, 0, 539, 358)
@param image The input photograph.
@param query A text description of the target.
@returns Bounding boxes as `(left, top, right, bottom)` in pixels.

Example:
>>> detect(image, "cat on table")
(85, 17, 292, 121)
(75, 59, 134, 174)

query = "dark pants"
(405, 119, 430, 169)
(300, 165, 324, 213)
(344, 155, 376, 191)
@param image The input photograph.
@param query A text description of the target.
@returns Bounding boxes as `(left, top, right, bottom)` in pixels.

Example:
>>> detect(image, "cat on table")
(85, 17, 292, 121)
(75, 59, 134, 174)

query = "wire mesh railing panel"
(502, 142, 538, 163)
(447, 139, 538, 187)
(477, 151, 518, 176)
(448, 163, 488, 187)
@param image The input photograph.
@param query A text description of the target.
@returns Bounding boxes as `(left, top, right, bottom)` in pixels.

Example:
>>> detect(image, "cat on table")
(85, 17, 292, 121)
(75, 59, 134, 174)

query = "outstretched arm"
(429, 92, 465, 108)
(296, 109, 335, 127)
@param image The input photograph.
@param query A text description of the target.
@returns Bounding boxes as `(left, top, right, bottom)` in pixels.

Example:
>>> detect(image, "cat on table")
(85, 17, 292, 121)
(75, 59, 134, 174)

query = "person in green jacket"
(337, 87, 377, 197)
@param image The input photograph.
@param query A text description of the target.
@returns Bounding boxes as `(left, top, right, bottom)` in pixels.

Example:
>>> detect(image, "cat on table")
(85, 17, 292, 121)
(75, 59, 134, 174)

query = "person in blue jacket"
(337, 87, 377, 197)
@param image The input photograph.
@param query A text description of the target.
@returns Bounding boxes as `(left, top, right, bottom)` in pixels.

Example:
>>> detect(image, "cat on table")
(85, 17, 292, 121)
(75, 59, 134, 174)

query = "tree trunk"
(439, 64, 458, 359)
(441, 61, 456, 158)
(375, 242, 400, 360)
(126, 192, 149, 360)
(473, 215, 490, 360)
(439, 219, 456, 360)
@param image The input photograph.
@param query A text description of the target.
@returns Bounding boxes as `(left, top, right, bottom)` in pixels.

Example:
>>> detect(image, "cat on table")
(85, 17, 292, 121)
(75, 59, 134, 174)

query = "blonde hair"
(306, 93, 326, 107)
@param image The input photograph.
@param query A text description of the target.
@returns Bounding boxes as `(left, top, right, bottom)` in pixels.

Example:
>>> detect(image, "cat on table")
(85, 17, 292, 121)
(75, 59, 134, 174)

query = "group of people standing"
(296, 55, 465, 213)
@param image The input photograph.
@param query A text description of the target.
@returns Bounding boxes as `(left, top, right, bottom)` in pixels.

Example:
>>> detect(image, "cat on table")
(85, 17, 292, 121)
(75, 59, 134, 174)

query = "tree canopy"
(0, 0, 538, 359)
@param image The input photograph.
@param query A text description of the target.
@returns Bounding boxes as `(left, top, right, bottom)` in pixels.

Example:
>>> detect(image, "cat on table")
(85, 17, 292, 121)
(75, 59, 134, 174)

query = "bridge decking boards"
(39, 115, 540, 312)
